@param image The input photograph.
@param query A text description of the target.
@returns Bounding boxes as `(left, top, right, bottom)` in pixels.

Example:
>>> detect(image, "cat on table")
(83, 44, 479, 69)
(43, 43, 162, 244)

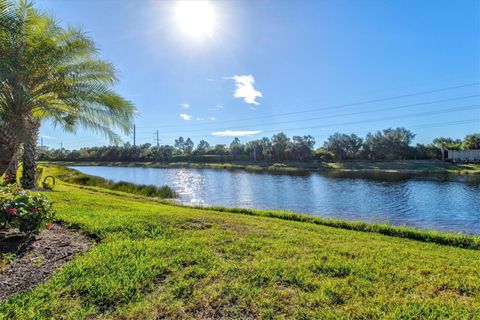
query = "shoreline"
(42, 160, 480, 175)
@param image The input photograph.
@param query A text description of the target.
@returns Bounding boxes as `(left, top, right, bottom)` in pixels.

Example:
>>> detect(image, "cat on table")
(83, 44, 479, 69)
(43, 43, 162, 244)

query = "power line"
(153, 104, 480, 138)
(141, 94, 480, 135)
(278, 119, 480, 140)
(249, 104, 480, 136)
(138, 82, 480, 129)
(409, 119, 479, 131)
(321, 119, 479, 139)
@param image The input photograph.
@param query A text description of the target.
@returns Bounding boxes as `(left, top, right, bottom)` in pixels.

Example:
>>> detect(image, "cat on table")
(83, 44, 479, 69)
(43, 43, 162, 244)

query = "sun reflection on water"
(168, 169, 206, 205)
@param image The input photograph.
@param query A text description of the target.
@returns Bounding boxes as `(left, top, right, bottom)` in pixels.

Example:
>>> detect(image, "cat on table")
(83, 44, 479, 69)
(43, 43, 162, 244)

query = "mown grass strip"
(179, 205, 480, 250)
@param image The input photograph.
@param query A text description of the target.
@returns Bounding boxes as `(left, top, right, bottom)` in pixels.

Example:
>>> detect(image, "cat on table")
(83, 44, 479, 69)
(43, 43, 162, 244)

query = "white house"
(447, 149, 480, 162)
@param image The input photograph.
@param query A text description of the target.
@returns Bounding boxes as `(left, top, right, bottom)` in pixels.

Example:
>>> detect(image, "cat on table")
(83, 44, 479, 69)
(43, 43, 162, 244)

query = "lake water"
(69, 166, 480, 234)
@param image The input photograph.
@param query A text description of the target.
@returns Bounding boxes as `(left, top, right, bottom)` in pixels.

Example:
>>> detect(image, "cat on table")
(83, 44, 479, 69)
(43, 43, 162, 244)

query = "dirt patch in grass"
(176, 218, 214, 230)
(0, 224, 92, 302)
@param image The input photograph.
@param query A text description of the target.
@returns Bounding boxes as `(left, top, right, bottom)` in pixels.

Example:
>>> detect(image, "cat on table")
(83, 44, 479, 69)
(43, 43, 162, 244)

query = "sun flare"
(175, 0, 216, 39)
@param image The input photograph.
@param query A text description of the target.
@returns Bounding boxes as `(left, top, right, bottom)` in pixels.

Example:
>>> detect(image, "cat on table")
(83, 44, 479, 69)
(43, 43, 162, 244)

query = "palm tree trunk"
(0, 123, 19, 177)
(4, 151, 19, 184)
(21, 121, 40, 189)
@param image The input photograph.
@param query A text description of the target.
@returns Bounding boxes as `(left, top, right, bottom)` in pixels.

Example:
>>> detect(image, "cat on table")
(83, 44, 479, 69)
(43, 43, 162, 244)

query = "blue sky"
(37, 0, 479, 149)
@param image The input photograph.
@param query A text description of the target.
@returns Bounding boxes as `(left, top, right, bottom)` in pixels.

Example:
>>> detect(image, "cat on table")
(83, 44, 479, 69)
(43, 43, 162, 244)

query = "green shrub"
(0, 184, 55, 234)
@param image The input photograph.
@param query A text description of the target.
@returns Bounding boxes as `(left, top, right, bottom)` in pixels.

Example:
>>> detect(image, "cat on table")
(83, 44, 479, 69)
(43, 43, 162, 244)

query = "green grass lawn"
(1, 168, 479, 319)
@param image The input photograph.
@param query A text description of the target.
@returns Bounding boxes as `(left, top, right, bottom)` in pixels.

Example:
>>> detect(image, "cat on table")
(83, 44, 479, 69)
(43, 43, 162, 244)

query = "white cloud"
(211, 130, 261, 137)
(196, 117, 205, 121)
(179, 103, 190, 109)
(231, 74, 262, 105)
(180, 113, 193, 120)
(208, 116, 216, 121)
(41, 135, 56, 140)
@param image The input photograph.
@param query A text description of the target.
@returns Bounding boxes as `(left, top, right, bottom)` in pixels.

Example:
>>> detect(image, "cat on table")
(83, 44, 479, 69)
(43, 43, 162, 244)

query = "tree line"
(39, 129, 480, 163)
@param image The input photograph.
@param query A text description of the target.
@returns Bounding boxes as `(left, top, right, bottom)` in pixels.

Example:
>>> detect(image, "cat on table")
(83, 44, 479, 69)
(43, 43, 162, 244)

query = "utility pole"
(60, 141, 63, 150)
(133, 124, 136, 146)
(156, 130, 159, 147)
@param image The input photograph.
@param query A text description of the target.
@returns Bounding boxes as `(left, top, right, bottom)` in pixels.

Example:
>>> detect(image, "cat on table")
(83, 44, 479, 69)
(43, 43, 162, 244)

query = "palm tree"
(0, 0, 136, 188)
(0, 122, 19, 177)
(3, 149, 19, 184)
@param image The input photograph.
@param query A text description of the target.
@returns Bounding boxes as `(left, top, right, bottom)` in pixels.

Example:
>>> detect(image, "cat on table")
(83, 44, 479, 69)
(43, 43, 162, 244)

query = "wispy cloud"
(230, 74, 262, 105)
(41, 135, 56, 140)
(208, 116, 216, 121)
(180, 113, 193, 121)
(196, 117, 205, 121)
(211, 130, 261, 137)
(205, 78, 215, 82)
(179, 103, 190, 109)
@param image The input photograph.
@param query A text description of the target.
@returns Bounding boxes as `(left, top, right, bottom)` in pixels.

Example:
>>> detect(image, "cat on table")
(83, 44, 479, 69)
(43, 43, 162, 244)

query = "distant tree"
(433, 137, 462, 160)
(288, 135, 316, 161)
(414, 143, 440, 160)
(462, 133, 480, 150)
(152, 145, 174, 162)
(245, 140, 263, 161)
(139, 143, 152, 160)
(363, 128, 414, 160)
(433, 137, 462, 150)
(174, 137, 185, 153)
(184, 138, 194, 155)
(213, 144, 229, 155)
(314, 147, 334, 161)
(261, 137, 272, 161)
(195, 140, 211, 155)
(271, 133, 289, 161)
(324, 133, 362, 161)
(229, 137, 244, 157)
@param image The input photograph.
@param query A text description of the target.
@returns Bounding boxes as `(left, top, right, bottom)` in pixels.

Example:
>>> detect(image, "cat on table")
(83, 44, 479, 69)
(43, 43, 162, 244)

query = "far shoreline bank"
(42, 160, 480, 175)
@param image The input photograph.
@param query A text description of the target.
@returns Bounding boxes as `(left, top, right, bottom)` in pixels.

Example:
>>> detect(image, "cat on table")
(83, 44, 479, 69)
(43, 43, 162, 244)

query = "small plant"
(0, 253, 16, 270)
(0, 184, 55, 234)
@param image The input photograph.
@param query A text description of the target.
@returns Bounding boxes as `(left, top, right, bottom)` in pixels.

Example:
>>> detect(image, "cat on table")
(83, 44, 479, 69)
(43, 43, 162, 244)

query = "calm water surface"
(70, 166, 480, 234)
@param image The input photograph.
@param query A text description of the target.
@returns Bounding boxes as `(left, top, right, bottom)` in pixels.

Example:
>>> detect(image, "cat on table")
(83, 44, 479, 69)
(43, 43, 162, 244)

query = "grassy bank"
(43, 166, 480, 249)
(46, 164, 176, 199)
(1, 166, 479, 319)
(45, 160, 480, 175)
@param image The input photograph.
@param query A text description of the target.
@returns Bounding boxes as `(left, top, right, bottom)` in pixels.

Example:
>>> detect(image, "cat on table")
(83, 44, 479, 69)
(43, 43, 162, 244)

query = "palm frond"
(0, 0, 137, 145)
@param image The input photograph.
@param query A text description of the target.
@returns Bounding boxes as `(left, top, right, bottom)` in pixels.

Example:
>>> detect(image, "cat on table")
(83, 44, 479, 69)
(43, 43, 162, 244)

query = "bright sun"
(175, 1, 216, 39)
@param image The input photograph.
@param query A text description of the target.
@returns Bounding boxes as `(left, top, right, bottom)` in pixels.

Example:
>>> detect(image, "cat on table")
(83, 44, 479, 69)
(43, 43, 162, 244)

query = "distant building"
(448, 149, 480, 162)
